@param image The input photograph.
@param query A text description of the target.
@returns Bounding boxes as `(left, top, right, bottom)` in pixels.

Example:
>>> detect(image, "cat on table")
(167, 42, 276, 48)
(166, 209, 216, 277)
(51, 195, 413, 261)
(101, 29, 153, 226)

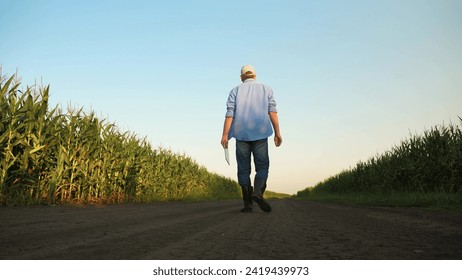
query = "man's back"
(226, 78, 277, 141)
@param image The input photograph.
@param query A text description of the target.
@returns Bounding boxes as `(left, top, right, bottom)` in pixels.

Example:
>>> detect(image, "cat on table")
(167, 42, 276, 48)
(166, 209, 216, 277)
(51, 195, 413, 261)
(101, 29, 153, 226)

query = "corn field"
(0, 71, 240, 205)
(298, 119, 462, 196)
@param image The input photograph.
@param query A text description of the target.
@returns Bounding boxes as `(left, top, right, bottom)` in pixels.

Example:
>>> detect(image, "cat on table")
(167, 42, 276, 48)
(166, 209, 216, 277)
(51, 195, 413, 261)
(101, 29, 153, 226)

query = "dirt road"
(1, 199, 461, 259)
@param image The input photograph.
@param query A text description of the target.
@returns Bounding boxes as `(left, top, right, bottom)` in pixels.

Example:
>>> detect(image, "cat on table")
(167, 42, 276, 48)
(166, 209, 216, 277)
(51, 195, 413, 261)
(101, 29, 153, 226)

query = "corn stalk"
(1, 70, 240, 205)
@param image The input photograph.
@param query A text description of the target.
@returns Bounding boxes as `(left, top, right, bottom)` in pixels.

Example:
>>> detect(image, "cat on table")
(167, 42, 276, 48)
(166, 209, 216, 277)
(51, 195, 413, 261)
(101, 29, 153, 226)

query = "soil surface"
(1, 199, 461, 260)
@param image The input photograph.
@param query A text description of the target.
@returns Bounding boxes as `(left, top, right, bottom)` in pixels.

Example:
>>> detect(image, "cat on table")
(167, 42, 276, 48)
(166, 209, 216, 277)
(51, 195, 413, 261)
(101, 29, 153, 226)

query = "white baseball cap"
(241, 64, 256, 75)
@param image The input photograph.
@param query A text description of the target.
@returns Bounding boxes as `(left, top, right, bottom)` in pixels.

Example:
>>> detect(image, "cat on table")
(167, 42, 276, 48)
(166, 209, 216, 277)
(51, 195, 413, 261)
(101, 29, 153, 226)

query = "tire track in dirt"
(1, 199, 461, 259)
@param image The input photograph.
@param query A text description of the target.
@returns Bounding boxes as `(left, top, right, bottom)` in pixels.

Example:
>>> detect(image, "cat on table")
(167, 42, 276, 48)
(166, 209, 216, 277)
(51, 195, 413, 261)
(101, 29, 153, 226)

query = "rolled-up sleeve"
(225, 89, 236, 117)
(268, 89, 277, 113)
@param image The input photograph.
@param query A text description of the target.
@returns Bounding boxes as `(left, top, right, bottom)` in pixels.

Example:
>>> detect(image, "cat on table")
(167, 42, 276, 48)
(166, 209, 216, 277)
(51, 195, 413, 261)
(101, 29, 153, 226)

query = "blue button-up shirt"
(225, 79, 277, 141)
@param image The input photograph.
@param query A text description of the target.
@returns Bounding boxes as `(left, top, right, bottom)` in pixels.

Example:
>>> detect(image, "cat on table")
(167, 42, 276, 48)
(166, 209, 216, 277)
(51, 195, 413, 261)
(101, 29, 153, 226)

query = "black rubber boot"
(240, 186, 253, 212)
(252, 178, 271, 212)
(252, 193, 272, 212)
(261, 183, 266, 196)
(248, 186, 254, 206)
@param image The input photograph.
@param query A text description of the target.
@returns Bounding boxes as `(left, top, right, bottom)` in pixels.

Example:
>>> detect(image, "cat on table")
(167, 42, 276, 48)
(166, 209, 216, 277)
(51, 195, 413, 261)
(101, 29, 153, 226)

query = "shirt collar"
(243, 78, 255, 83)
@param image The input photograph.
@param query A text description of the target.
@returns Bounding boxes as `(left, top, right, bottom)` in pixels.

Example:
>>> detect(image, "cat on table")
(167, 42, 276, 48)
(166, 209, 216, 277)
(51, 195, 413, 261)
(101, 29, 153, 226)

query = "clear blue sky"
(2, 0, 461, 194)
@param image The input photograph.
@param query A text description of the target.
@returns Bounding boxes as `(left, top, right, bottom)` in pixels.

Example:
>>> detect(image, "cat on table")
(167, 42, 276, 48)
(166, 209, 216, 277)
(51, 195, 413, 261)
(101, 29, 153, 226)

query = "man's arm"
(269, 112, 282, 147)
(221, 117, 233, 148)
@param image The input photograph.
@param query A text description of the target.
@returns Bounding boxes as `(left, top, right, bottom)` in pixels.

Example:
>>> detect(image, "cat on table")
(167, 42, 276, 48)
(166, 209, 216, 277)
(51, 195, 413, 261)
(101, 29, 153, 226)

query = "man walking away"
(221, 65, 282, 212)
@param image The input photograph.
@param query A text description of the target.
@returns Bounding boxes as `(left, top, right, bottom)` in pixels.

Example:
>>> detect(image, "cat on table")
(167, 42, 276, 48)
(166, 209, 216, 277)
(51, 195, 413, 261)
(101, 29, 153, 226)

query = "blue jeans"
(236, 138, 269, 195)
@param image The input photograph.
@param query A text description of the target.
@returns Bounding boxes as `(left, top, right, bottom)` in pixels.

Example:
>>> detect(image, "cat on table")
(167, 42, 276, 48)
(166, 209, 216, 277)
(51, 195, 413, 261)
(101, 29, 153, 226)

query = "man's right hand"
(221, 117, 233, 149)
(221, 135, 228, 149)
